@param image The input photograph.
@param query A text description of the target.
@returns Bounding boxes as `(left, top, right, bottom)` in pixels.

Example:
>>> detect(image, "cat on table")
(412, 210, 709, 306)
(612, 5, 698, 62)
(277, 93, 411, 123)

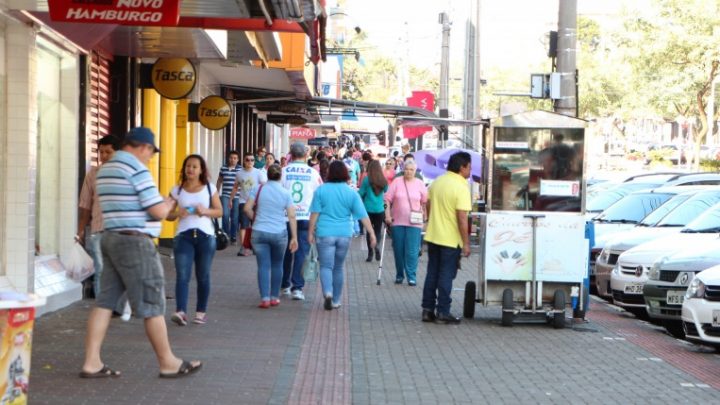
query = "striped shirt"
(218, 164, 241, 198)
(97, 150, 164, 237)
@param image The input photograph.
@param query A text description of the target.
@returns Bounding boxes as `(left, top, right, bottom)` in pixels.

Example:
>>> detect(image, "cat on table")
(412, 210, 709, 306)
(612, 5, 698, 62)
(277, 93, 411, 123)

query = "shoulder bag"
(207, 184, 229, 250)
(404, 179, 424, 225)
(242, 185, 263, 250)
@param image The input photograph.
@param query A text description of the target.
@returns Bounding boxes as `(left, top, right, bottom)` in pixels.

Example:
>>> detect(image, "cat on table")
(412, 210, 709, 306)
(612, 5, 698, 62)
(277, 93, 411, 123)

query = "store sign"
(48, 0, 181, 27)
(198, 96, 232, 130)
(151, 58, 196, 100)
(290, 127, 316, 139)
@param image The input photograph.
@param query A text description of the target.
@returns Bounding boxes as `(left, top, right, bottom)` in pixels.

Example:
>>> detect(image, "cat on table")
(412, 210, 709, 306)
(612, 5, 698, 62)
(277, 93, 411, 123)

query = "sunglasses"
(245, 158, 255, 162)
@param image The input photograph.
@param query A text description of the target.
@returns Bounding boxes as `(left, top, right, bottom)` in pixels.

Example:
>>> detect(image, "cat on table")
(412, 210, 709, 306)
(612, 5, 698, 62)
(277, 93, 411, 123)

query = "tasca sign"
(49, 0, 181, 26)
(151, 58, 196, 100)
(290, 127, 316, 139)
(198, 96, 232, 130)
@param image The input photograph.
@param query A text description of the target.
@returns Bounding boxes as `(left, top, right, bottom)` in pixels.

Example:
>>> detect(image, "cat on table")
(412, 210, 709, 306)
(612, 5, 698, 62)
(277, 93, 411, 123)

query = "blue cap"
(126, 127, 160, 153)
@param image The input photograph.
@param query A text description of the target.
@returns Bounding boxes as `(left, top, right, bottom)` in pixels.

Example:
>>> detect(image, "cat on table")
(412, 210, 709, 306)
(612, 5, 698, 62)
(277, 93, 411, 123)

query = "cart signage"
(495, 141, 529, 149)
(484, 212, 587, 282)
(539, 180, 580, 197)
(48, 0, 181, 26)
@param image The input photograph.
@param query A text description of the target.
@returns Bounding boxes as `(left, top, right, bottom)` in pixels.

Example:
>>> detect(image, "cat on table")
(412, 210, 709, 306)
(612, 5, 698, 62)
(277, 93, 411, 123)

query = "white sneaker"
(332, 302, 342, 309)
(120, 302, 132, 322)
(291, 290, 305, 300)
(281, 288, 292, 297)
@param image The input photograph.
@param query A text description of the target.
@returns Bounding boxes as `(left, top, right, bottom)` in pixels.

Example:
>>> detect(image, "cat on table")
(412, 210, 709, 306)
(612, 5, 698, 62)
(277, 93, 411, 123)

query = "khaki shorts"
(97, 231, 166, 318)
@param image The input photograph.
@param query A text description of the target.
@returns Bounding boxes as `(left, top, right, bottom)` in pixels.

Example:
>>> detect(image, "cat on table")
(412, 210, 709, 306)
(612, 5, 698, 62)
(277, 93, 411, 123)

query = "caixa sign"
(49, 0, 181, 27)
(197, 96, 232, 130)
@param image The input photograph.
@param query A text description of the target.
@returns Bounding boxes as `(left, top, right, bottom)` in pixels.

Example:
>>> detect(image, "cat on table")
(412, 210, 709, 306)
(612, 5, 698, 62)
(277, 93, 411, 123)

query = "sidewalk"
(29, 237, 720, 404)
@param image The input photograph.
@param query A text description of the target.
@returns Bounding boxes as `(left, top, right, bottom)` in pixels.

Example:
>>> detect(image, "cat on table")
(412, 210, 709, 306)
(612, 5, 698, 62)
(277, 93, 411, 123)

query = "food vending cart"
(464, 110, 589, 328)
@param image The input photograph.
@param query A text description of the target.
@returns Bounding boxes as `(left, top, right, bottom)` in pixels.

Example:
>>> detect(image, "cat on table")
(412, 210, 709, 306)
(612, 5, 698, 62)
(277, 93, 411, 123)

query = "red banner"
(49, 0, 181, 27)
(404, 91, 434, 139)
(290, 127, 316, 139)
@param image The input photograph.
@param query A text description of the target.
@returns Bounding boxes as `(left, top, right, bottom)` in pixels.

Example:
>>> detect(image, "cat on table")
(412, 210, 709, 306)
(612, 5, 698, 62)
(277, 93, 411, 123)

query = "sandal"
(171, 311, 188, 326)
(192, 313, 207, 324)
(79, 365, 121, 379)
(158, 360, 203, 379)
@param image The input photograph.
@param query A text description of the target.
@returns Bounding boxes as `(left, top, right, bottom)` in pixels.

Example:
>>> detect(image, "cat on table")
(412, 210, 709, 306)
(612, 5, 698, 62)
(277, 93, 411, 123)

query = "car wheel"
(662, 319, 685, 339)
(501, 288, 513, 327)
(463, 281, 476, 319)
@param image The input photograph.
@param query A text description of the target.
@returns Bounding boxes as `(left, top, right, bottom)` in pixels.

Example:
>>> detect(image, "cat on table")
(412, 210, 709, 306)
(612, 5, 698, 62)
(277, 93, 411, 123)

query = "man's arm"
(456, 209, 470, 257)
(147, 198, 176, 220)
(216, 173, 223, 192)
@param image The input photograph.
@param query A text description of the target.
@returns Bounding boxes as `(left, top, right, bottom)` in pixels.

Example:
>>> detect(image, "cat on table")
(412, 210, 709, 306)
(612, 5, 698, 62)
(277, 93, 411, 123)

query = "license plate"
(666, 290, 685, 305)
(713, 310, 720, 327)
(624, 283, 644, 294)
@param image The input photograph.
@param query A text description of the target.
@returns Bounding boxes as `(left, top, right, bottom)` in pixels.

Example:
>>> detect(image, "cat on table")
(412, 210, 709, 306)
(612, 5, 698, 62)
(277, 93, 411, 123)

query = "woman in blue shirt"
(309, 161, 376, 310)
(244, 164, 298, 308)
(358, 160, 388, 262)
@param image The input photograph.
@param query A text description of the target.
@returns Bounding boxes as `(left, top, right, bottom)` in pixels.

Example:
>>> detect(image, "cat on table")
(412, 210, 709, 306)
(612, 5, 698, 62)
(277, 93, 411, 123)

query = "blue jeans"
(220, 196, 239, 239)
(173, 229, 216, 313)
(317, 236, 351, 305)
(422, 242, 461, 316)
(282, 221, 310, 291)
(391, 226, 422, 282)
(252, 229, 288, 300)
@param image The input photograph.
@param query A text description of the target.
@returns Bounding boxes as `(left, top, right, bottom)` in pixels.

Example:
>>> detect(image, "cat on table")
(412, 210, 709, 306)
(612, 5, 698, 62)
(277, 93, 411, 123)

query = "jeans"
(282, 221, 310, 291)
(366, 212, 385, 252)
(220, 196, 239, 239)
(391, 226, 422, 282)
(317, 236, 351, 305)
(422, 242, 461, 316)
(173, 229, 216, 313)
(252, 229, 288, 300)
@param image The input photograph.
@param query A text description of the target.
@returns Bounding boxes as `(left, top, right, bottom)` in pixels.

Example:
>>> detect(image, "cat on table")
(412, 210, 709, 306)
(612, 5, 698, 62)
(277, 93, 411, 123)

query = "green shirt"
(358, 177, 387, 214)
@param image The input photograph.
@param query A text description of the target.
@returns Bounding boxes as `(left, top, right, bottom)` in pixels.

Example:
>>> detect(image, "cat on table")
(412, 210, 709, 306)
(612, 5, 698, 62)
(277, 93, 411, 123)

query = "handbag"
(207, 184, 229, 251)
(242, 185, 264, 250)
(404, 179, 424, 225)
(302, 243, 319, 282)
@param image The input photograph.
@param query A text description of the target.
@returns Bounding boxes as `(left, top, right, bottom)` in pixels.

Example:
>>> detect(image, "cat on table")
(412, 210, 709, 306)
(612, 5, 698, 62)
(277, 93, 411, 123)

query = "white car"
(682, 264, 720, 346)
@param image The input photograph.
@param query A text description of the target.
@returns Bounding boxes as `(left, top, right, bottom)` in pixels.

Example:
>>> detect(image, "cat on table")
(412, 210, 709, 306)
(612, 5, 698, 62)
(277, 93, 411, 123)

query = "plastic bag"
(63, 241, 95, 282)
(302, 244, 319, 282)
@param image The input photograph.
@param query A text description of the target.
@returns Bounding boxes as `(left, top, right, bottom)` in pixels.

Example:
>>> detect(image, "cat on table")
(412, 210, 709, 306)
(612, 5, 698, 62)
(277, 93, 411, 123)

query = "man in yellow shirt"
(422, 151, 472, 324)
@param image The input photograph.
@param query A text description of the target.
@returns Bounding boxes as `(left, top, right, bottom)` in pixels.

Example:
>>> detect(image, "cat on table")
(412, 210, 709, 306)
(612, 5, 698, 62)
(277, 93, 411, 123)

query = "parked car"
(644, 239, 720, 338)
(682, 264, 720, 347)
(601, 188, 720, 301)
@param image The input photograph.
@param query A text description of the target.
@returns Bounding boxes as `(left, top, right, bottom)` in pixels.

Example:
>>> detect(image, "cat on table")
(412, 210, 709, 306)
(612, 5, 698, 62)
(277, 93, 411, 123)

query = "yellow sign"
(151, 58, 196, 100)
(198, 96, 232, 130)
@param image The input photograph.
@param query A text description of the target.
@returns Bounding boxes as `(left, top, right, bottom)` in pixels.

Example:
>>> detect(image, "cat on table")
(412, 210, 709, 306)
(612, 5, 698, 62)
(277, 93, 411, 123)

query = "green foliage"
(699, 158, 720, 172)
(645, 148, 673, 164)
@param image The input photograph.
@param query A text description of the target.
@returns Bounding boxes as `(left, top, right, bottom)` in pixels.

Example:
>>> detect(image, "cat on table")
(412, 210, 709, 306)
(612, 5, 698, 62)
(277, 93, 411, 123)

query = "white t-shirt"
(235, 168, 267, 203)
(281, 161, 323, 221)
(170, 184, 217, 236)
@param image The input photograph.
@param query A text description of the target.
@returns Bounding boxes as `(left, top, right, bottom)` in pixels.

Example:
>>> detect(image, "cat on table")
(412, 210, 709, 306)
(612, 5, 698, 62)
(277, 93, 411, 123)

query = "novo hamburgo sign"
(49, 0, 181, 26)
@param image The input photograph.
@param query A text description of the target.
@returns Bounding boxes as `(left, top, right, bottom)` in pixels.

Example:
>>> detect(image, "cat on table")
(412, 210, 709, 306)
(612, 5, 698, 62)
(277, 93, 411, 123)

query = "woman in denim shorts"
(167, 155, 223, 325)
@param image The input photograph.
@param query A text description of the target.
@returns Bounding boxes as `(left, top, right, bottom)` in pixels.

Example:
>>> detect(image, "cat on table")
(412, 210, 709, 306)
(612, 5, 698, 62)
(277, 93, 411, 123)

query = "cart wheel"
(463, 281, 476, 319)
(553, 289, 566, 329)
(501, 288, 513, 327)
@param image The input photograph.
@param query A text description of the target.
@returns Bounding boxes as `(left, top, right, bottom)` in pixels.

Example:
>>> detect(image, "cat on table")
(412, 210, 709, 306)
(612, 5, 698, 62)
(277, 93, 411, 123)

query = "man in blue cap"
(80, 127, 202, 379)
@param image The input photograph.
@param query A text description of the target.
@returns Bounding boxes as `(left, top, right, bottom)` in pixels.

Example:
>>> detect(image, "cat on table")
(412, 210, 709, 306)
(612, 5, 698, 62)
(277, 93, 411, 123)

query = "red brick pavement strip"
(587, 299, 720, 390)
(287, 279, 351, 405)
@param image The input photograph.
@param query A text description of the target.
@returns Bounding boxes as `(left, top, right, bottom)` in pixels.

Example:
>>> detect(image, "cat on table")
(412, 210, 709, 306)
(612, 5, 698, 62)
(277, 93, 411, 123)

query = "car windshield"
(682, 202, 720, 233)
(595, 192, 674, 223)
(654, 192, 720, 227)
(638, 194, 691, 226)
(586, 182, 660, 212)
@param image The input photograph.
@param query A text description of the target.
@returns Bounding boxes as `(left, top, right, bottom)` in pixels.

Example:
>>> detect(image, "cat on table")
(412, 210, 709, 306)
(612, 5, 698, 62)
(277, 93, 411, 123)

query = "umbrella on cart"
(413, 148, 484, 182)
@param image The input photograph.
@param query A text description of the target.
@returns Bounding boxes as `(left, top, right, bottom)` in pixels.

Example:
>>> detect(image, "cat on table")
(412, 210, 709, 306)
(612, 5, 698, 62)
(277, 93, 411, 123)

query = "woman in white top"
(167, 154, 223, 326)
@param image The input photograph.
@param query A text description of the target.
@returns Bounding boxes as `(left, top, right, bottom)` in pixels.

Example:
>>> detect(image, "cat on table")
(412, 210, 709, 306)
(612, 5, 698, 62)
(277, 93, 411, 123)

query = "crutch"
(376, 223, 388, 285)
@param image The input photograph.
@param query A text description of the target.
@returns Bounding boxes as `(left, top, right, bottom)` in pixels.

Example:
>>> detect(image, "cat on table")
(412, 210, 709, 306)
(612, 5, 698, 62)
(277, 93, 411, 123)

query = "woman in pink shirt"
(383, 158, 398, 183)
(384, 160, 427, 286)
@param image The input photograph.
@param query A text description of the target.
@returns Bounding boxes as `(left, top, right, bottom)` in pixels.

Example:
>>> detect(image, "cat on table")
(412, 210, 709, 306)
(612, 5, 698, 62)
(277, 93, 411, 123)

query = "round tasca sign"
(198, 96, 232, 130)
(151, 58, 196, 100)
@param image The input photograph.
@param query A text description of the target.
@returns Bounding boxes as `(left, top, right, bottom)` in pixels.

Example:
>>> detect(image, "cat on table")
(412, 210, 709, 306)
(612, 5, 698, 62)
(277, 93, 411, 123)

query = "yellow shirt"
(424, 171, 472, 248)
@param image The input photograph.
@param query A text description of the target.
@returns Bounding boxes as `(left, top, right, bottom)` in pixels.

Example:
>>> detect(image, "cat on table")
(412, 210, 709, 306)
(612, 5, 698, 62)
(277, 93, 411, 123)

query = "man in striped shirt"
(216, 151, 241, 243)
(80, 127, 202, 379)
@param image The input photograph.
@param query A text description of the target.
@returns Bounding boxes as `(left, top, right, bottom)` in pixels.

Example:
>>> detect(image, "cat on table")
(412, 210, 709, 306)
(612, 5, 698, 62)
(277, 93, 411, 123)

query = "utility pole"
(554, 0, 577, 117)
(462, 0, 481, 151)
(439, 12, 451, 149)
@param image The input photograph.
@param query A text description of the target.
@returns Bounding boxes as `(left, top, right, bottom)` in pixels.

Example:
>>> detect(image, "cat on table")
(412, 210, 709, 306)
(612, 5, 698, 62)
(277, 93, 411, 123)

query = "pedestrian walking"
(230, 153, 267, 256)
(421, 151, 472, 325)
(280, 143, 323, 301)
(358, 160, 387, 262)
(309, 161, 376, 311)
(80, 127, 202, 379)
(245, 164, 298, 308)
(167, 154, 222, 326)
(216, 151, 241, 244)
(383, 158, 397, 183)
(384, 160, 428, 286)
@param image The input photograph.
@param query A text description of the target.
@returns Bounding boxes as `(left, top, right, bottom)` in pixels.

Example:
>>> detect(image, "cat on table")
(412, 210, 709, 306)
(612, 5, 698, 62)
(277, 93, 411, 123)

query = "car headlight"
(598, 248, 609, 265)
(685, 278, 706, 299)
(612, 264, 619, 275)
(648, 257, 667, 280)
